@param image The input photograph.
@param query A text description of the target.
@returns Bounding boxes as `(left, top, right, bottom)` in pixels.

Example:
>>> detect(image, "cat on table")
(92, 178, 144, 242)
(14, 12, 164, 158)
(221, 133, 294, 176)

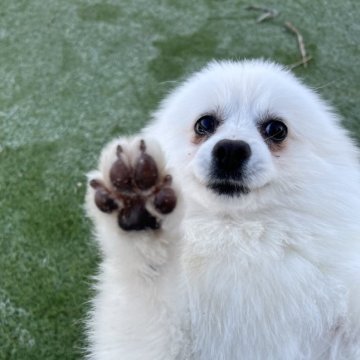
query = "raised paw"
(90, 139, 177, 231)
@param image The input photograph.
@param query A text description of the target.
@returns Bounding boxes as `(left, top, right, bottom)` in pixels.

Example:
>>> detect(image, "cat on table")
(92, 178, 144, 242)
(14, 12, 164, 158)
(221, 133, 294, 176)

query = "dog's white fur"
(85, 60, 360, 359)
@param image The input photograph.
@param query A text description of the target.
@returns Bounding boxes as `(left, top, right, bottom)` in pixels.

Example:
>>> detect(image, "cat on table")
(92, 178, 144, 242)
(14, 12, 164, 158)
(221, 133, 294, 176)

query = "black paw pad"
(154, 187, 177, 214)
(118, 197, 160, 231)
(109, 145, 133, 192)
(90, 180, 118, 213)
(134, 140, 159, 190)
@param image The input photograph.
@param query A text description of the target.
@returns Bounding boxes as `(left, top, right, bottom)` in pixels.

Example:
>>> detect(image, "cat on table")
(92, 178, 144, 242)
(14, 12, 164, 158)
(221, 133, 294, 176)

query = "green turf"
(1, 0, 359, 358)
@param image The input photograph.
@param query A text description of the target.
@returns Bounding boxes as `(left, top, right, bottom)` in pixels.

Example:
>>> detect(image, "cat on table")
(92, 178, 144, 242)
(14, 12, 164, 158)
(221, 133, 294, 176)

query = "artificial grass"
(0, 0, 359, 359)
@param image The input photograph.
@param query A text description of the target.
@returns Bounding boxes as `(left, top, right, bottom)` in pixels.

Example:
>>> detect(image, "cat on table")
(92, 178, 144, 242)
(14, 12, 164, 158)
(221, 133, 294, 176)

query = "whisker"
(263, 129, 284, 142)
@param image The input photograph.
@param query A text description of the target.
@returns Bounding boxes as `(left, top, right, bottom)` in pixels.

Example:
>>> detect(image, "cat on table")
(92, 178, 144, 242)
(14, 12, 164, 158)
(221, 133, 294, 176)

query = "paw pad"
(134, 140, 159, 190)
(91, 139, 176, 231)
(109, 145, 133, 192)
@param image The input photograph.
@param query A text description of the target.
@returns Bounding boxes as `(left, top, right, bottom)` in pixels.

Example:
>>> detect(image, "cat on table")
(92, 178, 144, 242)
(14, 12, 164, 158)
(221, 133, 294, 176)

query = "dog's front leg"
(85, 137, 186, 360)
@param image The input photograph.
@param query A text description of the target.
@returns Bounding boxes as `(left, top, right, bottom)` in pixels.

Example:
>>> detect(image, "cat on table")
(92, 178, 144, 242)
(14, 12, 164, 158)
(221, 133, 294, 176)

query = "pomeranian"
(85, 60, 360, 359)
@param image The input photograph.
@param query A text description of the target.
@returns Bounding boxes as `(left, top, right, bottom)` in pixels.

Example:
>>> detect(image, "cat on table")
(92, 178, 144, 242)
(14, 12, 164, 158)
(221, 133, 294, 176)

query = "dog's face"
(147, 60, 354, 212)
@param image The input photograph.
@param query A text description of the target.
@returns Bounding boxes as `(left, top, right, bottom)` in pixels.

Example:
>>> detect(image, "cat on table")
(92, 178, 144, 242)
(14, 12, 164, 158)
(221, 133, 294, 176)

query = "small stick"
(289, 56, 313, 70)
(285, 21, 308, 67)
(246, 5, 279, 23)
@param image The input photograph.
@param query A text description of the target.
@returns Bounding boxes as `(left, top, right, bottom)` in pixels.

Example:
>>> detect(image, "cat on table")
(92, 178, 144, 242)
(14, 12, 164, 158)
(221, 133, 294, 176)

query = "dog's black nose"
(212, 139, 251, 173)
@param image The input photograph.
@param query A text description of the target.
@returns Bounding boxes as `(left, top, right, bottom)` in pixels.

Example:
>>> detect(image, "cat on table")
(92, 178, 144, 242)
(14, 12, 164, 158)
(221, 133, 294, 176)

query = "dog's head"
(146, 60, 357, 213)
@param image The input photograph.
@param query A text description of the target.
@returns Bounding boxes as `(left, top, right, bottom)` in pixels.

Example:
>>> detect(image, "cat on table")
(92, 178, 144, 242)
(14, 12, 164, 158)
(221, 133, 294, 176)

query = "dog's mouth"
(207, 181, 250, 197)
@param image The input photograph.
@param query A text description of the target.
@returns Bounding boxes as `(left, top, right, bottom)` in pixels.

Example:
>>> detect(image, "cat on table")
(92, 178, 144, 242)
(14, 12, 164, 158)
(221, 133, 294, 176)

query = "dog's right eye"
(194, 115, 219, 136)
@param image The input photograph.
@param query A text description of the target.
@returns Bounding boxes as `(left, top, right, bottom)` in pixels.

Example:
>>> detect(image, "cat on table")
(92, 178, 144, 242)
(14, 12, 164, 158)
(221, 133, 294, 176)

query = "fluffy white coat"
(85, 60, 360, 359)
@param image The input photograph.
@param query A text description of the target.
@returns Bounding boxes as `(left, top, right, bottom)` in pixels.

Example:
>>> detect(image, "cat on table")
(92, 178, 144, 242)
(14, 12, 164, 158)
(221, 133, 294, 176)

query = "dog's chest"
(182, 220, 345, 359)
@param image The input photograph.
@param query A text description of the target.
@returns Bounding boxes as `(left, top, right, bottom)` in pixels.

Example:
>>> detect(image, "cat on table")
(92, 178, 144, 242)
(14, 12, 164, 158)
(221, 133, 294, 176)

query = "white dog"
(85, 60, 360, 359)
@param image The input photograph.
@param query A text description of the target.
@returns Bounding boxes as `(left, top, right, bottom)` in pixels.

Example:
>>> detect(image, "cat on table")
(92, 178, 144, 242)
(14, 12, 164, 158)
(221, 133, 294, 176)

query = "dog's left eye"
(261, 120, 288, 143)
(194, 115, 219, 136)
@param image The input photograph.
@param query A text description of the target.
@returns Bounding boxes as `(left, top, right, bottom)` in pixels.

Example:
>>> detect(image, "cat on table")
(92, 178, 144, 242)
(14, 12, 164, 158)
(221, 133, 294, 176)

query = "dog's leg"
(85, 137, 186, 360)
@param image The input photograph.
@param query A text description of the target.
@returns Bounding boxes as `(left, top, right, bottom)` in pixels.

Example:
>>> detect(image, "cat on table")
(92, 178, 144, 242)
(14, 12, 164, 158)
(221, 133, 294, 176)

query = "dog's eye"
(261, 120, 288, 143)
(194, 115, 218, 136)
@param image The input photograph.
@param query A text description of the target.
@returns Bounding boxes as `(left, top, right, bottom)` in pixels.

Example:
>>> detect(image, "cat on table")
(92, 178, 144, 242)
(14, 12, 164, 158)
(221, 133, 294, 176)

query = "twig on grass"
(284, 21, 308, 68)
(246, 5, 279, 23)
(289, 56, 313, 69)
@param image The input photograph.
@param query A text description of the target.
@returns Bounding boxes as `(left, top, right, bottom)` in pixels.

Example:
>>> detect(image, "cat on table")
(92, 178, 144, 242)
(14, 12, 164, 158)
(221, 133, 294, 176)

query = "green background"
(1, 0, 359, 359)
